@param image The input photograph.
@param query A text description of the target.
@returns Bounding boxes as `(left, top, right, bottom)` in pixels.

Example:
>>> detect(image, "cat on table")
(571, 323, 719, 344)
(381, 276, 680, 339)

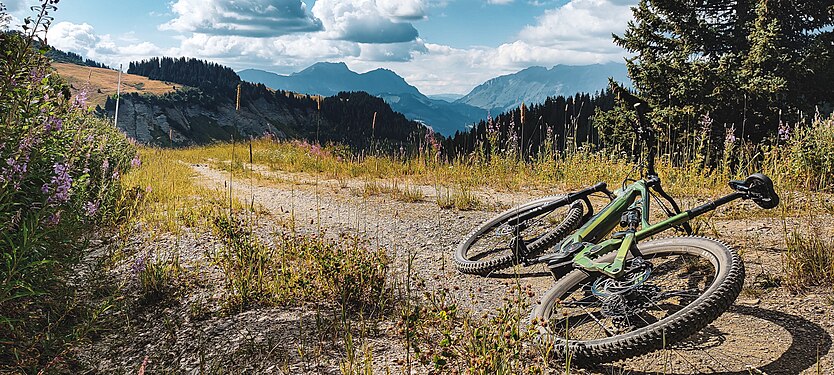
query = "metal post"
(114, 64, 122, 128)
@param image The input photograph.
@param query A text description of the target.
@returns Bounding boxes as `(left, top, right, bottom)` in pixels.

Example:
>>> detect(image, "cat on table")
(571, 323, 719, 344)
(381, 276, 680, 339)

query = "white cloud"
(312, 0, 420, 43)
(173, 33, 360, 69)
(47, 22, 165, 68)
(161, 0, 323, 37)
(42, 0, 634, 95)
(358, 39, 428, 62)
(487, 0, 514, 4)
(47, 22, 99, 53)
(376, 0, 426, 21)
(519, 0, 634, 51)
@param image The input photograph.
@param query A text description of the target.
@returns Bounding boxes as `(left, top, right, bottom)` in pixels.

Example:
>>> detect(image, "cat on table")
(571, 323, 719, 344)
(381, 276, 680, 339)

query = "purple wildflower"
(101, 159, 110, 174)
(45, 115, 63, 132)
(725, 125, 737, 144)
(112, 170, 120, 180)
(132, 251, 149, 276)
(47, 211, 62, 226)
(2, 155, 29, 189)
(83, 201, 100, 217)
(30, 68, 45, 83)
(309, 143, 326, 158)
(131, 155, 141, 168)
(45, 163, 73, 204)
(73, 89, 89, 109)
(778, 122, 791, 141)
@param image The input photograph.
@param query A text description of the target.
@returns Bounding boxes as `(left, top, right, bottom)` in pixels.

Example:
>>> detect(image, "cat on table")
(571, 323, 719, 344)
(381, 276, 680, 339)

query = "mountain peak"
(298, 62, 351, 75)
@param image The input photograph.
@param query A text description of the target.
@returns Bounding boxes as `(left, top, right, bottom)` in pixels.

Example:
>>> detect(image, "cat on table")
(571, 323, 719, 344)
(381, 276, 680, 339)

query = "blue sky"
(3, 0, 636, 94)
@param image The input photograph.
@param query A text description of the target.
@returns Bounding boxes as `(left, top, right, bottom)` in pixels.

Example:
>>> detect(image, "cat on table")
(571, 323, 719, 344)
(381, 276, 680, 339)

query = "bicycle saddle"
(729, 173, 779, 209)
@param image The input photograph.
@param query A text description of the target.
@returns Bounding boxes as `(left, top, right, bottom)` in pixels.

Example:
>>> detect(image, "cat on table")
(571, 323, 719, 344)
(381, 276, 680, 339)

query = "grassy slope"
(53, 62, 183, 108)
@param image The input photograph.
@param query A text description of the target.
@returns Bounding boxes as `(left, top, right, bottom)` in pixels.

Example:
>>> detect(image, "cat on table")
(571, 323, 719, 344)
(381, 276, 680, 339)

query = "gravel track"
(82, 163, 834, 374)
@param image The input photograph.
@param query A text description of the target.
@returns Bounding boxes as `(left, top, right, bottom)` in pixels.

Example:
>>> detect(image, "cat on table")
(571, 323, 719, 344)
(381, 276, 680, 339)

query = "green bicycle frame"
(558, 179, 693, 278)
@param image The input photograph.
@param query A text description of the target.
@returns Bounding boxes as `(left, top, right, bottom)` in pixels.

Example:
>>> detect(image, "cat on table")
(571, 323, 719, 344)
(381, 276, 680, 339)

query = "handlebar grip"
(572, 182, 608, 198)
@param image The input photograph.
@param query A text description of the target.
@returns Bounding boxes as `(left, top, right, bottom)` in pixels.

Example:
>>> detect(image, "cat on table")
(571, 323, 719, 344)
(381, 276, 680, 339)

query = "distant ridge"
(240, 62, 421, 98)
(239, 64, 486, 136)
(456, 63, 630, 113)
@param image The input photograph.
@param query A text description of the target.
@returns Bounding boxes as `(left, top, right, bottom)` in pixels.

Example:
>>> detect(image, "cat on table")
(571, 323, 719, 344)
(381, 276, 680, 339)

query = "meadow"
(4, 3, 834, 373)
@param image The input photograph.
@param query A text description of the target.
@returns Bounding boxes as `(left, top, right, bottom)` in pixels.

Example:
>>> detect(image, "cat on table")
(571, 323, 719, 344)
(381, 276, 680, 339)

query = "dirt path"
(189, 163, 834, 375)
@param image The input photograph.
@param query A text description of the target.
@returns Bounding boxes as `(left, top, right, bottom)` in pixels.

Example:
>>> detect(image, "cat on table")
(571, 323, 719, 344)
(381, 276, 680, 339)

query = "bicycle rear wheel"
(454, 196, 584, 275)
(530, 236, 744, 364)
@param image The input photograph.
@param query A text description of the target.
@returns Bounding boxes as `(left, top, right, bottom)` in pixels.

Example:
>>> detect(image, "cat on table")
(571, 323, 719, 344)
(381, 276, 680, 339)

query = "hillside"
(111, 58, 430, 148)
(239, 63, 486, 135)
(53, 62, 182, 108)
(457, 63, 629, 112)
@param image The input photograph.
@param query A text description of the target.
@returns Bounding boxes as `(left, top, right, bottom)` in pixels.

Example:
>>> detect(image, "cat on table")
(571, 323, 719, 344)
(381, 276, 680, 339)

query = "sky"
(3, 0, 637, 95)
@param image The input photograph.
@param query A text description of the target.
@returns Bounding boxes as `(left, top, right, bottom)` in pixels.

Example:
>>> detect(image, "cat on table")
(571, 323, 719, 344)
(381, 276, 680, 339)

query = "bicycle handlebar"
(568, 182, 611, 200)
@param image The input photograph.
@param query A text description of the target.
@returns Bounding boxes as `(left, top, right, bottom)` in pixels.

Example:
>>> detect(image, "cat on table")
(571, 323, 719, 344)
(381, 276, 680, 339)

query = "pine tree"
(614, 0, 834, 142)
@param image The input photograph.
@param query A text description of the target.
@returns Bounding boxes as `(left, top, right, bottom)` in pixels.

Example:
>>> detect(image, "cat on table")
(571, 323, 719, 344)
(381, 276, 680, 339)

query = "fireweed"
(1, 2, 138, 371)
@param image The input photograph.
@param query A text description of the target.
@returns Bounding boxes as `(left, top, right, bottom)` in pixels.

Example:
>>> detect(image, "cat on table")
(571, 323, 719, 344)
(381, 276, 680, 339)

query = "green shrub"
(0, 2, 137, 370)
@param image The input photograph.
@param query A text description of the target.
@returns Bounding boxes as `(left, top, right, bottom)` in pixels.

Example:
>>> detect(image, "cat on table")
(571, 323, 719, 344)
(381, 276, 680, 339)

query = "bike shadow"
(486, 270, 553, 279)
(588, 305, 832, 375)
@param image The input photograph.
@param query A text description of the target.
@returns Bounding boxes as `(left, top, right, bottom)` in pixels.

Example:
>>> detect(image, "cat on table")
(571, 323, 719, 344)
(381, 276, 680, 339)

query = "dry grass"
(54, 62, 183, 108)
(120, 147, 246, 233)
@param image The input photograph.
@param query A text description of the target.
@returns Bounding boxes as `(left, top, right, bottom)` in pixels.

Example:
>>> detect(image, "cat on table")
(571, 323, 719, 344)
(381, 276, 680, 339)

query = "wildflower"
(83, 201, 99, 217)
(778, 121, 791, 141)
(132, 251, 149, 276)
(47, 211, 62, 226)
(44, 163, 73, 204)
(30, 68, 45, 83)
(112, 170, 120, 180)
(131, 155, 141, 168)
(45, 115, 63, 132)
(2, 156, 29, 188)
(699, 113, 713, 134)
(725, 125, 737, 144)
(101, 159, 110, 174)
(73, 89, 89, 109)
(309, 143, 326, 158)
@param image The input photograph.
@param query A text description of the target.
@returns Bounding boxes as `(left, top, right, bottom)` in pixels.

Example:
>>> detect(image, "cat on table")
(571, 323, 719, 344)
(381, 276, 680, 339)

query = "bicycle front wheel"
(530, 236, 744, 364)
(454, 196, 584, 275)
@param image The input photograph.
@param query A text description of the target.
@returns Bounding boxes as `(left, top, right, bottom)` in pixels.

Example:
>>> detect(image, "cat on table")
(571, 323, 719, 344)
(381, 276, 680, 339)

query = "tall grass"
(167, 116, 832, 203)
(209, 213, 391, 314)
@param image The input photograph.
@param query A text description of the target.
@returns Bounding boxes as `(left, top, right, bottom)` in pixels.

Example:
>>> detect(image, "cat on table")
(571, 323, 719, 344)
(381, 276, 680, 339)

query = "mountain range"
(239, 63, 485, 136)
(455, 63, 630, 113)
(240, 62, 629, 135)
